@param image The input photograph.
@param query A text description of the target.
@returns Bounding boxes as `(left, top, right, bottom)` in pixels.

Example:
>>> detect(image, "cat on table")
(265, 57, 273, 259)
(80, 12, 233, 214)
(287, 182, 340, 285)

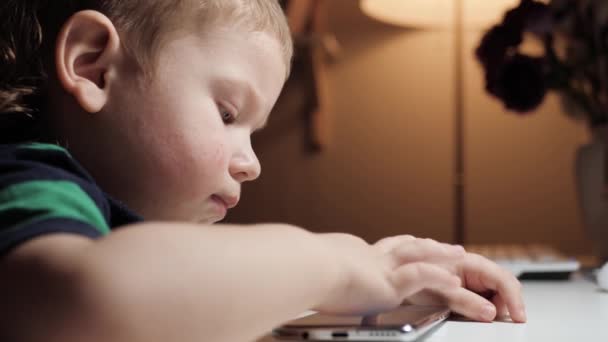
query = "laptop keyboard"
(465, 244, 580, 279)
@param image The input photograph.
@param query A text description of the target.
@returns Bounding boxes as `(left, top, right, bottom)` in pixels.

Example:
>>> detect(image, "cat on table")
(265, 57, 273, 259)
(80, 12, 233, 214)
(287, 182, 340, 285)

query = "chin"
(197, 215, 223, 225)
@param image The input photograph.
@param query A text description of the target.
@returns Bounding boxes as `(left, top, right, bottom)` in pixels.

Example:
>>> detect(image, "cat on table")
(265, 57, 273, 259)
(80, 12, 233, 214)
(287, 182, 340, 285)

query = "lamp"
(359, 0, 524, 244)
(360, 0, 520, 29)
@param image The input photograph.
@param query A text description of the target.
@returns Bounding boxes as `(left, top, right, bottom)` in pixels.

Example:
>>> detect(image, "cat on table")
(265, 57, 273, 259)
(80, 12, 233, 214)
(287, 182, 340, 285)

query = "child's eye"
(219, 107, 236, 124)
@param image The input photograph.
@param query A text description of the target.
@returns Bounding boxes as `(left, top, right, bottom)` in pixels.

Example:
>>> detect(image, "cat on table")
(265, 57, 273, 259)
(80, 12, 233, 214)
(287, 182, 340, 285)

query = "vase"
(575, 124, 608, 263)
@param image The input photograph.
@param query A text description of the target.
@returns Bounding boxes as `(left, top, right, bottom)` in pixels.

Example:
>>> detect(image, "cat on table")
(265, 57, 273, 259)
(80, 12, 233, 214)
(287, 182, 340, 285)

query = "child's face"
(95, 28, 286, 223)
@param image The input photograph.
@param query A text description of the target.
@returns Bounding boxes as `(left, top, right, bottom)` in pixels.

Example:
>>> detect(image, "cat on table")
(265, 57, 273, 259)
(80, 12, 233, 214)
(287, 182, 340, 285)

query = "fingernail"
(482, 304, 496, 321)
(518, 308, 527, 322)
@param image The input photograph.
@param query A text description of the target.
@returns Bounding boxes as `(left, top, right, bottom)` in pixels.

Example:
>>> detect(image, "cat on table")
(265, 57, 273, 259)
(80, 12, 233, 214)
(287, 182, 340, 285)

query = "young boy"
(0, 1, 526, 341)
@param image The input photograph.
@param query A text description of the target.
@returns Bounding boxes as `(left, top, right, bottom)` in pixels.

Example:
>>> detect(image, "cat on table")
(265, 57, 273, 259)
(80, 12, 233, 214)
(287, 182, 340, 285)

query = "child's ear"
(55, 10, 121, 113)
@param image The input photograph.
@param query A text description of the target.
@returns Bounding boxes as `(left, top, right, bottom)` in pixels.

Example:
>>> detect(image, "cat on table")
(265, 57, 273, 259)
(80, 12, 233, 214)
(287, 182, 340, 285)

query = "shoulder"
(1, 142, 90, 179)
(0, 142, 111, 257)
(0, 142, 108, 215)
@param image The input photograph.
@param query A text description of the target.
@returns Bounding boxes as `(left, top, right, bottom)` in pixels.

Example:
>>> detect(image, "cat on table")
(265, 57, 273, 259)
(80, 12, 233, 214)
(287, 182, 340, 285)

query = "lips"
(212, 194, 239, 210)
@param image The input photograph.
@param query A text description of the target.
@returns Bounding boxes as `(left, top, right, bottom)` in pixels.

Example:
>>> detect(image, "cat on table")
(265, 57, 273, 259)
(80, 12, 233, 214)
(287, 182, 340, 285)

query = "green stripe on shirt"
(0, 180, 110, 235)
(18, 142, 71, 156)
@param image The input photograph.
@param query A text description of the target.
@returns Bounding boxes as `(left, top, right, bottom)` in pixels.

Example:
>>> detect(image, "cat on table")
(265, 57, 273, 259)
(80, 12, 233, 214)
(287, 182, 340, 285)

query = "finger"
(373, 235, 416, 254)
(443, 243, 466, 254)
(391, 238, 465, 267)
(491, 294, 510, 319)
(463, 254, 527, 323)
(439, 287, 497, 322)
(391, 262, 462, 299)
(422, 238, 466, 256)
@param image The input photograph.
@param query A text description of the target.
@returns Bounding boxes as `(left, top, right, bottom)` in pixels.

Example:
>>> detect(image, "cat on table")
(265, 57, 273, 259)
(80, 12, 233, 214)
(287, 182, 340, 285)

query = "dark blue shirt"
(0, 142, 143, 257)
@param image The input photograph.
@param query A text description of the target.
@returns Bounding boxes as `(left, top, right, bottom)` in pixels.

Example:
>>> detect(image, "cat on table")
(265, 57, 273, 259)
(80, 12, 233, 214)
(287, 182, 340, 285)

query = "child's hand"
(313, 234, 466, 315)
(404, 252, 526, 323)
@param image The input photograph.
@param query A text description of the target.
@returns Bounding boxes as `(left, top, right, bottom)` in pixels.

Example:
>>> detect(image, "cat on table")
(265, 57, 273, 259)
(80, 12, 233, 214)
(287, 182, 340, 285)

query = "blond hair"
(0, 0, 292, 123)
(108, 0, 293, 79)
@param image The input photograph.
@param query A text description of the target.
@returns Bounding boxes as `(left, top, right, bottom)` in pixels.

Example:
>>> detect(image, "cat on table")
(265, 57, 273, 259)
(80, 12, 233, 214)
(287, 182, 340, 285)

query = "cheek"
(175, 136, 231, 188)
(141, 109, 229, 178)
(211, 143, 228, 167)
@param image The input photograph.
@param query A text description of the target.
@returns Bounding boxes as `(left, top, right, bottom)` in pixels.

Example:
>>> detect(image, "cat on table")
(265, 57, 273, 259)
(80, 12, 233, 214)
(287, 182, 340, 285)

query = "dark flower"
(477, 0, 608, 124)
(524, 1, 553, 35)
(491, 54, 548, 113)
(476, 24, 522, 68)
(503, 2, 528, 30)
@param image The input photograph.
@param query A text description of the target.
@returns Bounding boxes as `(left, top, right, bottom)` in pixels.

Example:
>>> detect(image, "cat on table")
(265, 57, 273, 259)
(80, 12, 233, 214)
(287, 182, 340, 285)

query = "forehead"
(156, 28, 286, 109)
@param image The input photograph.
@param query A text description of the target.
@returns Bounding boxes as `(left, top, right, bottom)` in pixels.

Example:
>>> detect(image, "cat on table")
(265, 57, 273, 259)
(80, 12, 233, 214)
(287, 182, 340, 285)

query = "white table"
(260, 276, 608, 341)
(425, 276, 608, 341)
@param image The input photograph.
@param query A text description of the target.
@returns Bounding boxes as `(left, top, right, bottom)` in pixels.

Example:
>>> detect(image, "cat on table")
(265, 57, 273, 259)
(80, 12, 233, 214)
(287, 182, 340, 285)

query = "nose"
(229, 138, 261, 183)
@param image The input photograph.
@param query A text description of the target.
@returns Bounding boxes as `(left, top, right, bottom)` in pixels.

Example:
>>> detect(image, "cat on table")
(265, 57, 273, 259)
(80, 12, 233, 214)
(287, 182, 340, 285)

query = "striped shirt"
(0, 142, 143, 257)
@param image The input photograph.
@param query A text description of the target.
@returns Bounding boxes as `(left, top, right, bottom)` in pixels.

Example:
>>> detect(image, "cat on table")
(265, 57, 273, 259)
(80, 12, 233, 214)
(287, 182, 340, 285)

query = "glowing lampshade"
(360, 0, 522, 29)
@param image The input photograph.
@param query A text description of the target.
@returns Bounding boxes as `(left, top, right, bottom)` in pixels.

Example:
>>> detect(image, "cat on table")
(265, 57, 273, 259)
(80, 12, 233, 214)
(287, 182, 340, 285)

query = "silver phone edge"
(273, 309, 450, 341)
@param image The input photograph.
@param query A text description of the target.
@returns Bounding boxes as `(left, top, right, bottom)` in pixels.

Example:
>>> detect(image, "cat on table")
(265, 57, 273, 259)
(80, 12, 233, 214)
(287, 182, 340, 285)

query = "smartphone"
(273, 305, 450, 341)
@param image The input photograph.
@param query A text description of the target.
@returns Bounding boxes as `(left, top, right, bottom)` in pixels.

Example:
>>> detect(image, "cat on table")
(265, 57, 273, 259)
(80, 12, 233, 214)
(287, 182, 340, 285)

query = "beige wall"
(226, 0, 592, 254)
(463, 30, 591, 254)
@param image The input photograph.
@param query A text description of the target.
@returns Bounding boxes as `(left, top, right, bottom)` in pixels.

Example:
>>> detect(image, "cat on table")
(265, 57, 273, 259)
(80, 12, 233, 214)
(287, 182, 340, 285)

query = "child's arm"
(0, 223, 464, 342)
